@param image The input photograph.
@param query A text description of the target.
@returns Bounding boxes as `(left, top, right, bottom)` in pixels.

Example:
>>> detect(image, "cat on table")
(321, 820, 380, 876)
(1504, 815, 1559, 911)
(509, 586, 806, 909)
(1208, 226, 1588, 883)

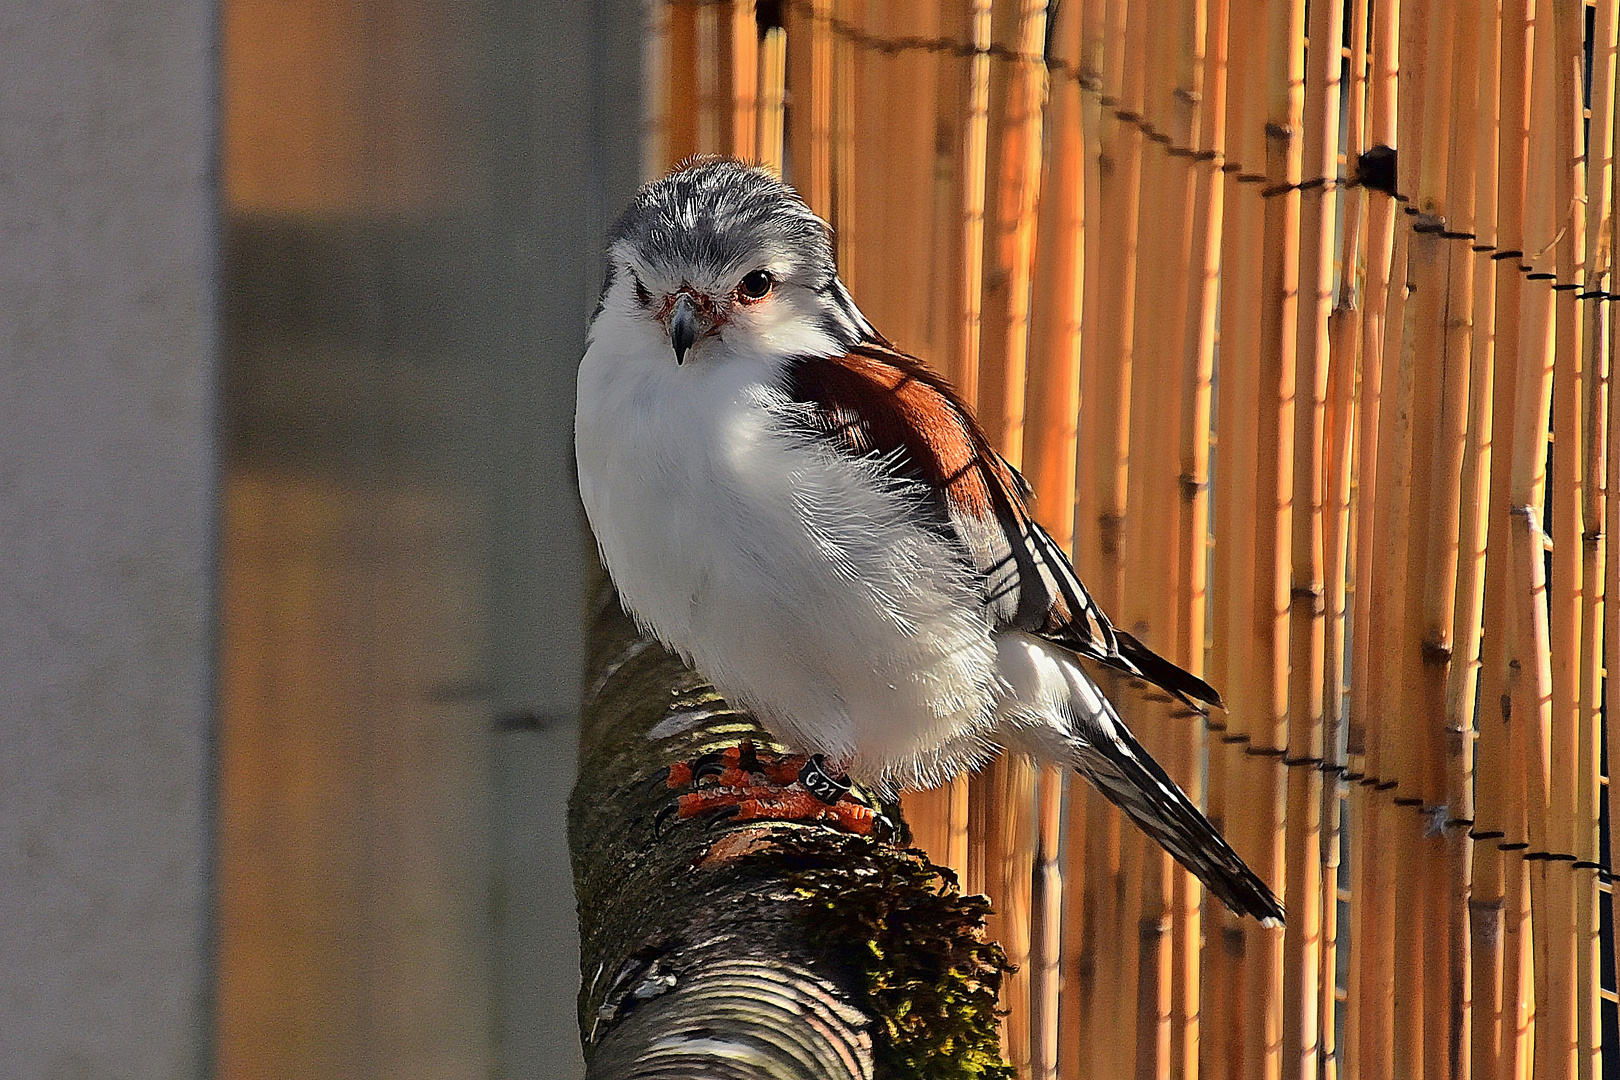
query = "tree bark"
(570, 577, 1015, 1079)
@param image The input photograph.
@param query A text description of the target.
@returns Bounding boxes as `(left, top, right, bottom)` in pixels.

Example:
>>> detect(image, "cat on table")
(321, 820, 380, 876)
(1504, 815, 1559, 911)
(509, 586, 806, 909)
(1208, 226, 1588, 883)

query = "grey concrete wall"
(488, 3, 645, 1076)
(0, 3, 218, 1079)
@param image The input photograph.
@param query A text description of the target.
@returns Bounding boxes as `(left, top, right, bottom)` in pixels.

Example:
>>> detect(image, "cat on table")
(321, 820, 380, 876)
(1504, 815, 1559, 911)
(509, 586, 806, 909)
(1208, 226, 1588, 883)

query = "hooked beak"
(667, 293, 706, 365)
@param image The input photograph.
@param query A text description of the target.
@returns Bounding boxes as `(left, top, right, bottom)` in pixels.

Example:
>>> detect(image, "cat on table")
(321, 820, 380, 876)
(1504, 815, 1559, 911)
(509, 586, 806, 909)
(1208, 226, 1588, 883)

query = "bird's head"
(594, 158, 869, 366)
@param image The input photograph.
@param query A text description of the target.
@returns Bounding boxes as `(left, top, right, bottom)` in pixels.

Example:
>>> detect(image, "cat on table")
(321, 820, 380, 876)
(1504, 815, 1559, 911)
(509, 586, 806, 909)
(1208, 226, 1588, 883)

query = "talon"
(702, 803, 743, 830)
(692, 759, 731, 783)
(653, 800, 682, 840)
(688, 745, 749, 784)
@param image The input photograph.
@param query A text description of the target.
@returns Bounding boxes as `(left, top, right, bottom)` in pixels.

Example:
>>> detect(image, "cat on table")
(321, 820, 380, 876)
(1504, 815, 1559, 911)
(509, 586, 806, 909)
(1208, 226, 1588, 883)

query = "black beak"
(668, 293, 702, 365)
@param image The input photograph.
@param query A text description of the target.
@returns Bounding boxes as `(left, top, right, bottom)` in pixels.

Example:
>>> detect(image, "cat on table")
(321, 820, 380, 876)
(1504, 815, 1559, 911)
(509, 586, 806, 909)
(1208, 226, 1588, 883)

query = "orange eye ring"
(736, 269, 773, 303)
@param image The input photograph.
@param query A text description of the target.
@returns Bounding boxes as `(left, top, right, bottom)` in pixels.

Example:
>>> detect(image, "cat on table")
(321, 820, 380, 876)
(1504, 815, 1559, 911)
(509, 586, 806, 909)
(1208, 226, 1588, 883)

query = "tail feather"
(992, 629, 1281, 924)
(1071, 692, 1283, 926)
(1105, 629, 1225, 712)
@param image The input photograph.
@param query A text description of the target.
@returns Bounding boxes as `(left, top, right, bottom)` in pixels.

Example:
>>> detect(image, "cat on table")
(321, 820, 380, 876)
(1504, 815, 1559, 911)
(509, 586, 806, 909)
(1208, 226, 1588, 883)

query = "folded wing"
(783, 337, 1219, 710)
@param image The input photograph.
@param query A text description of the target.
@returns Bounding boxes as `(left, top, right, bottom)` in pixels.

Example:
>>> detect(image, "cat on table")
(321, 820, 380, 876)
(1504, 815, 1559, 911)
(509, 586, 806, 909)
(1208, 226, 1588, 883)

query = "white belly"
(575, 338, 1003, 789)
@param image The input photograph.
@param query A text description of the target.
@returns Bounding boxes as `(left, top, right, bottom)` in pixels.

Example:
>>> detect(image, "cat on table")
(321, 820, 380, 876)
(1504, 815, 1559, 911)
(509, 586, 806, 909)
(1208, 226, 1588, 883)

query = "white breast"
(575, 326, 1003, 789)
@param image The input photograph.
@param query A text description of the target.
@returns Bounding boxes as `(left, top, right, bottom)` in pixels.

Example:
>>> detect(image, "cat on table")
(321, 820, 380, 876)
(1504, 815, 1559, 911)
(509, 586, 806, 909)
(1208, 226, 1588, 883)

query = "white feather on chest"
(575, 324, 1003, 788)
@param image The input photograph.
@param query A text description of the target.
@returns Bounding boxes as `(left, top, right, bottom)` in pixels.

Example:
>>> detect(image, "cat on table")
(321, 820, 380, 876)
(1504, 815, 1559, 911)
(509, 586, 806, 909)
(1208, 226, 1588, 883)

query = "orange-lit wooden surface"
(217, 472, 492, 1080)
(222, 0, 474, 215)
(216, 0, 640, 1075)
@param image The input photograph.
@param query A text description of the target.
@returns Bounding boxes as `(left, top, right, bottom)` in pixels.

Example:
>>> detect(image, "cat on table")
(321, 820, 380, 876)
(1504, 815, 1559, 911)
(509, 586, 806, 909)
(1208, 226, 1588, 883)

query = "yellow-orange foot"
(658, 742, 888, 837)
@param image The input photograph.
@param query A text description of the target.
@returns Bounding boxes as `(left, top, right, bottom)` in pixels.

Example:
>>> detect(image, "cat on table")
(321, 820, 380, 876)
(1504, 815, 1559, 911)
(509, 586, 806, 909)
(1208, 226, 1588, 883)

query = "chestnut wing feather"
(782, 340, 1221, 711)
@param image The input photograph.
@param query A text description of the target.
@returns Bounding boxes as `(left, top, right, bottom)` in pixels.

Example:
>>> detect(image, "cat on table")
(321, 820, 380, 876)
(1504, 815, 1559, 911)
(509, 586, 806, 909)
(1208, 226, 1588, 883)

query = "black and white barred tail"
(1070, 680, 1285, 927)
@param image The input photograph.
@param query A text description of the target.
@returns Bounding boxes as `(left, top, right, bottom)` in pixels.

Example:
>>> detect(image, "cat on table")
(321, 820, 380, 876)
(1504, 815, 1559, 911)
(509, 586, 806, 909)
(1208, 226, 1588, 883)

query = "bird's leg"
(658, 742, 887, 837)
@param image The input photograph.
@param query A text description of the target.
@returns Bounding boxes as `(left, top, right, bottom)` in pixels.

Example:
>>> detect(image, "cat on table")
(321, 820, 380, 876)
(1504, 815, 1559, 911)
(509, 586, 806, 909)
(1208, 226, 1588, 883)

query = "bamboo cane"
(1320, 307, 1356, 1080)
(1119, 0, 1204, 1073)
(726, 0, 759, 160)
(1202, 0, 1265, 1072)
(1358, 2, 1430, 1073)
(1443, 4, 1507, 1080)
(957, 0, 990, 916)
(1416, 0, 1487, 1071)
(1069, 0, 1108, 584)
(925, 0, 984, 399)
(1172, 1, 1228, 1073)
(955, 0, 993, 412)
(1543, 5, 1592, 1078)
(1058, 779, 1091, 1080)
(1574, 7, 1617, 1079)
(1066, 4, 1115, 1071)
(1508, 850, 1534, 1080)
(756, 17, 786, 175)
(977, 0, 1049, 464)
(1149, 1, 1221, 1074)
(1490, 1, 1545, 1070)
(1536, 4, 1602, 1079)
(1238, 1, 1306, 1075)
(1024, 5, 1086, 1070)
(1344, 2, 1401, 1074)
(1606, 57, 1620, 1080)
(1212, 5, 1290, 1079)
(993, 752, 1038, 1079)
(1513, 2, 1569, 1075)
(1387, 222, 1434, 1080)
(829, 0, 858, 282)
(844, 1, 948, 354)
(1074, 0, 1148, 1068)
(1321, 5, 1371, 1074)
(1108, 7, 1156, 1068)
(936, 0, 991, 890)
(1359, 186, 1409, 1080)
(972, 6, 1049, 1072)
(1283, 0, 1343, 1071)
(1083, 0, 1140, 624)
(1179, 0, 1226, 660)
(1471, 3, 1534, 1077)
(1382, 2, 1449, 1071)
(1574, 291, 1607, 1080)
(1030, 766, 1064, 1080)
(1023, 4, 1086, 556)
(784, 0, 833, 217)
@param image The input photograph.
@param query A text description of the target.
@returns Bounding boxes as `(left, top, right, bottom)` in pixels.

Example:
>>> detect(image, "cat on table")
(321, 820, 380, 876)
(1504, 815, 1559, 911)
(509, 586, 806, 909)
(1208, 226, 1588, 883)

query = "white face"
(595, 239, 855, 368)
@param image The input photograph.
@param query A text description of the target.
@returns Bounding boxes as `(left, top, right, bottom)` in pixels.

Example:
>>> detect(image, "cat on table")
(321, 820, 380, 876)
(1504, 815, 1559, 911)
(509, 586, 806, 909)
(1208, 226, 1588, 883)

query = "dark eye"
(630, 272, 651, 306)
(737, 270, 773, 301)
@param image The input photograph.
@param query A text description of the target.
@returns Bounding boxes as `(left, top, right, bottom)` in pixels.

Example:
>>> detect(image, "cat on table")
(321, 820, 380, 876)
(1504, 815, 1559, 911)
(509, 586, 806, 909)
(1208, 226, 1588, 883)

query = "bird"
(574, 157, 1283, 926)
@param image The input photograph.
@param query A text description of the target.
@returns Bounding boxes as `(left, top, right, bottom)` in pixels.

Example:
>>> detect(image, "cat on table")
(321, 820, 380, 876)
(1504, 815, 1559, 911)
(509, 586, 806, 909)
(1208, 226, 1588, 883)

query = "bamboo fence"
(641, 1, 1620, 1077)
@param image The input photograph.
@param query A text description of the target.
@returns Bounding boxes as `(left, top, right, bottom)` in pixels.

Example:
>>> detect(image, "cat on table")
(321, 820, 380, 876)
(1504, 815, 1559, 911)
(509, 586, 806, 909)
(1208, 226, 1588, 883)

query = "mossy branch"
(569, 580, 1015, 1079)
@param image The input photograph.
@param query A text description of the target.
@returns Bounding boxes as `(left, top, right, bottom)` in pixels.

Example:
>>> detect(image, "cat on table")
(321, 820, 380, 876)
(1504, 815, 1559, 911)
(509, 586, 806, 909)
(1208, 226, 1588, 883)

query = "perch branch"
(570, 578, 1015, 1080)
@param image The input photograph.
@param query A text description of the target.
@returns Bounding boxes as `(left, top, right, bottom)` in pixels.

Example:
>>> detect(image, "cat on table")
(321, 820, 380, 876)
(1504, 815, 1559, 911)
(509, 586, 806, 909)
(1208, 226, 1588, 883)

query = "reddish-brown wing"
(783, 339, 1220, 711)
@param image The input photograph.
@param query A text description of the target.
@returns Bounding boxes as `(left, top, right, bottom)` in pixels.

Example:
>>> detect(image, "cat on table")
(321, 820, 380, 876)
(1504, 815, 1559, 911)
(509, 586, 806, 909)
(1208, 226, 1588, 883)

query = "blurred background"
(3, 1, 640, 1077)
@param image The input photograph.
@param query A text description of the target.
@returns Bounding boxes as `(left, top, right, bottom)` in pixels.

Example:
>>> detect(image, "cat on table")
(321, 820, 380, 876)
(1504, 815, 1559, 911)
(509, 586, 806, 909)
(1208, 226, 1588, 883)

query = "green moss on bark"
(778, 836, 1016, 1080)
